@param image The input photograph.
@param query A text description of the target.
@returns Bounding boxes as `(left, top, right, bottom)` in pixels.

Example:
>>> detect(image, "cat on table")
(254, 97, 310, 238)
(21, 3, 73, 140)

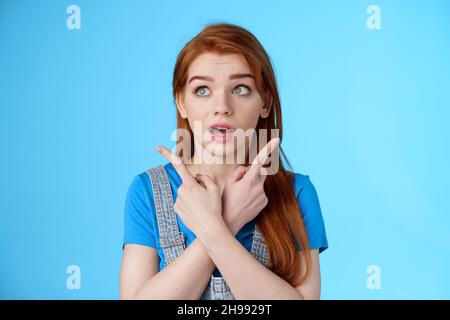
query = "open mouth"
(208, 126, 235, 143)
(209, 127, 235, 135)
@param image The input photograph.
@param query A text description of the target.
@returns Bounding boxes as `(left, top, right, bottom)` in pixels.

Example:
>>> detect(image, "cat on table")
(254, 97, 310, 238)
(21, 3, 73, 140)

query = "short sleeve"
(122, 174, 158, 250)
(293, 173, 328, 253)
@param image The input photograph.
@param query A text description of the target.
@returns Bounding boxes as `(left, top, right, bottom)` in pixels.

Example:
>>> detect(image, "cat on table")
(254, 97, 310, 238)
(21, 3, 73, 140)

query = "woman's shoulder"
(125, 171, 151, 202)
(286, 169, 328, 252)
(285, 169, 317, 197)
(127, 162, 179, 194)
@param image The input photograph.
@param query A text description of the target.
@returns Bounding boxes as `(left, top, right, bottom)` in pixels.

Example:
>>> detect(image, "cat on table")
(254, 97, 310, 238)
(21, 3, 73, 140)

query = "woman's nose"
(212, 91, 233, 116)
(214, 107, 232, 116)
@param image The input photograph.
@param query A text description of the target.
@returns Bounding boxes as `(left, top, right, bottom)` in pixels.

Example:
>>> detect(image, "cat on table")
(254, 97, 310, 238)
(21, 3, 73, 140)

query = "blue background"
(1, 0, 449, 299)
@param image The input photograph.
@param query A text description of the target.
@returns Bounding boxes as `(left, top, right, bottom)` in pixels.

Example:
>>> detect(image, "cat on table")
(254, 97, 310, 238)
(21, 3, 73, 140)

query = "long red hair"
(171, 23, 311, 286)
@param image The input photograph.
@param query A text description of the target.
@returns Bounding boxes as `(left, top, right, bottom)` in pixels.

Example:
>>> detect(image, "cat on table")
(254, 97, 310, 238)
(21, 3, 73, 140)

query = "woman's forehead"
(188, 52, 252, 76)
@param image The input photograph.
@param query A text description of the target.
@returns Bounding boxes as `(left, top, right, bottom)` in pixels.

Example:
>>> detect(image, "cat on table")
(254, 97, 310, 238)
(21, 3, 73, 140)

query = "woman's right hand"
(220, 138, 280, 235)
(157, 146, 224, 239)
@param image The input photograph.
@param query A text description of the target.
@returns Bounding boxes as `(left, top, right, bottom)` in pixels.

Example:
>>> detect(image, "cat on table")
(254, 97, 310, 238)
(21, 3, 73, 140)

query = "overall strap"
(202, 223, 270, 300)
(250, 223, 270, 267)
(146, 165, 186, 266)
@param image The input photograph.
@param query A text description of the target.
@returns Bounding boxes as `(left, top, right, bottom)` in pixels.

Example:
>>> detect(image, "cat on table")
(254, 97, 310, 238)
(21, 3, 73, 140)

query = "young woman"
(119, 23, 328, 300)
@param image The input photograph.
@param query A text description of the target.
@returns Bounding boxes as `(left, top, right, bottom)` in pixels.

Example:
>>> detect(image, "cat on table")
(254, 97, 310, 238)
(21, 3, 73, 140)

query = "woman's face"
(176, 52, 270, 162)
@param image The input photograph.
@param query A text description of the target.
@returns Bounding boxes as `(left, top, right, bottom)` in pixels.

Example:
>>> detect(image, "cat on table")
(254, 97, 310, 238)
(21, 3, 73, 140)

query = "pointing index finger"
(247, 137, 280, 178)
(156, 146, 195, 184)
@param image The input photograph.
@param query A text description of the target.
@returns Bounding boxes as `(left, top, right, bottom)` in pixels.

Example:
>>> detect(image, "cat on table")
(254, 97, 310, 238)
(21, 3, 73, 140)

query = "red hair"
(172, 23, 311, 286)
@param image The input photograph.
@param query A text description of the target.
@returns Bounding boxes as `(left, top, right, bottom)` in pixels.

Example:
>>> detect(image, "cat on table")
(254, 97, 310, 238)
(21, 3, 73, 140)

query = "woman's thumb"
(232, 166, 248, 181)
(195, 173, 217, 190)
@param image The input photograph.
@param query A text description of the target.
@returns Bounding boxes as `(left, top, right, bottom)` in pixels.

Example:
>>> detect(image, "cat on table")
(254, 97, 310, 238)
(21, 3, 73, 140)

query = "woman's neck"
(185, 152, 241, 190)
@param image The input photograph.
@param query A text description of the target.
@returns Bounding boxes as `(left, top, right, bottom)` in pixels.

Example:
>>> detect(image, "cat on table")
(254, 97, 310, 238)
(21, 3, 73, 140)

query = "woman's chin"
(209, 143, 235, 156)
(204, 142, 247, 164)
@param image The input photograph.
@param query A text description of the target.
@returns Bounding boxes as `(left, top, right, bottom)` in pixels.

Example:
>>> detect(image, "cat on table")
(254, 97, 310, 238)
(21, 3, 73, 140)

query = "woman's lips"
(209, 128, 235, 143)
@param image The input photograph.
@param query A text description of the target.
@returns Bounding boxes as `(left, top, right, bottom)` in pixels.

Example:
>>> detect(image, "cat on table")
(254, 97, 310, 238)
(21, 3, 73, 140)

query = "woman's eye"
(233, 85, 251, 96)
(194, 86, 210, 96)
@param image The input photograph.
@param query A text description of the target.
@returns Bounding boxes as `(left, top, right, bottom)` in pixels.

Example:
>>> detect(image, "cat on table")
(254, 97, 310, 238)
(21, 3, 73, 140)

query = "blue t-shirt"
(123, 162, 328, 277)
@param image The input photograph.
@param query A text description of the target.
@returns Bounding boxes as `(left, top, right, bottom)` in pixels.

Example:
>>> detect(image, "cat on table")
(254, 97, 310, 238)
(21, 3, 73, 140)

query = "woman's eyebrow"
(188, 73, 254, 84)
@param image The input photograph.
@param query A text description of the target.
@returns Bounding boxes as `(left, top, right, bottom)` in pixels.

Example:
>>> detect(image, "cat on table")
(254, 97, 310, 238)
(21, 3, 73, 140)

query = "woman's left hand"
(157, 146, 224, 238)
(221, 138, 280, 235)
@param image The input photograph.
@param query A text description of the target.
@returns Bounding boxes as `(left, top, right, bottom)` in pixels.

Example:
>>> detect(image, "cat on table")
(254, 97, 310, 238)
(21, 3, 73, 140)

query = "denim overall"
(146, 165, 270, 300)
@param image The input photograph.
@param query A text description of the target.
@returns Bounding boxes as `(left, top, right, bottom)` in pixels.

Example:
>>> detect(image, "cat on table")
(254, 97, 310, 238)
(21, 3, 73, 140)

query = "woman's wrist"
(196, 218, 230, 247)
(224, 216, 242, 236)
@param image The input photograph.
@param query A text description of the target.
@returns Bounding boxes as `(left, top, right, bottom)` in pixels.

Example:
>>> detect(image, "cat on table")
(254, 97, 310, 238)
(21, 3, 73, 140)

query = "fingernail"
(156, 146, 162, 153)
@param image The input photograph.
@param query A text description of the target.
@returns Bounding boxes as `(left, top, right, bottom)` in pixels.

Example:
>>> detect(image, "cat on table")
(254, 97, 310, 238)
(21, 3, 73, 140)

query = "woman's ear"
(175, 92, 188, 119)
(260, 94, 273, 119)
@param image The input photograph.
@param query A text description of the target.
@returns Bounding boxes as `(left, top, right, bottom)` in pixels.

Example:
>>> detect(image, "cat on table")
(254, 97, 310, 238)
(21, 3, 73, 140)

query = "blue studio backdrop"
(1, 0, 449, 299)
